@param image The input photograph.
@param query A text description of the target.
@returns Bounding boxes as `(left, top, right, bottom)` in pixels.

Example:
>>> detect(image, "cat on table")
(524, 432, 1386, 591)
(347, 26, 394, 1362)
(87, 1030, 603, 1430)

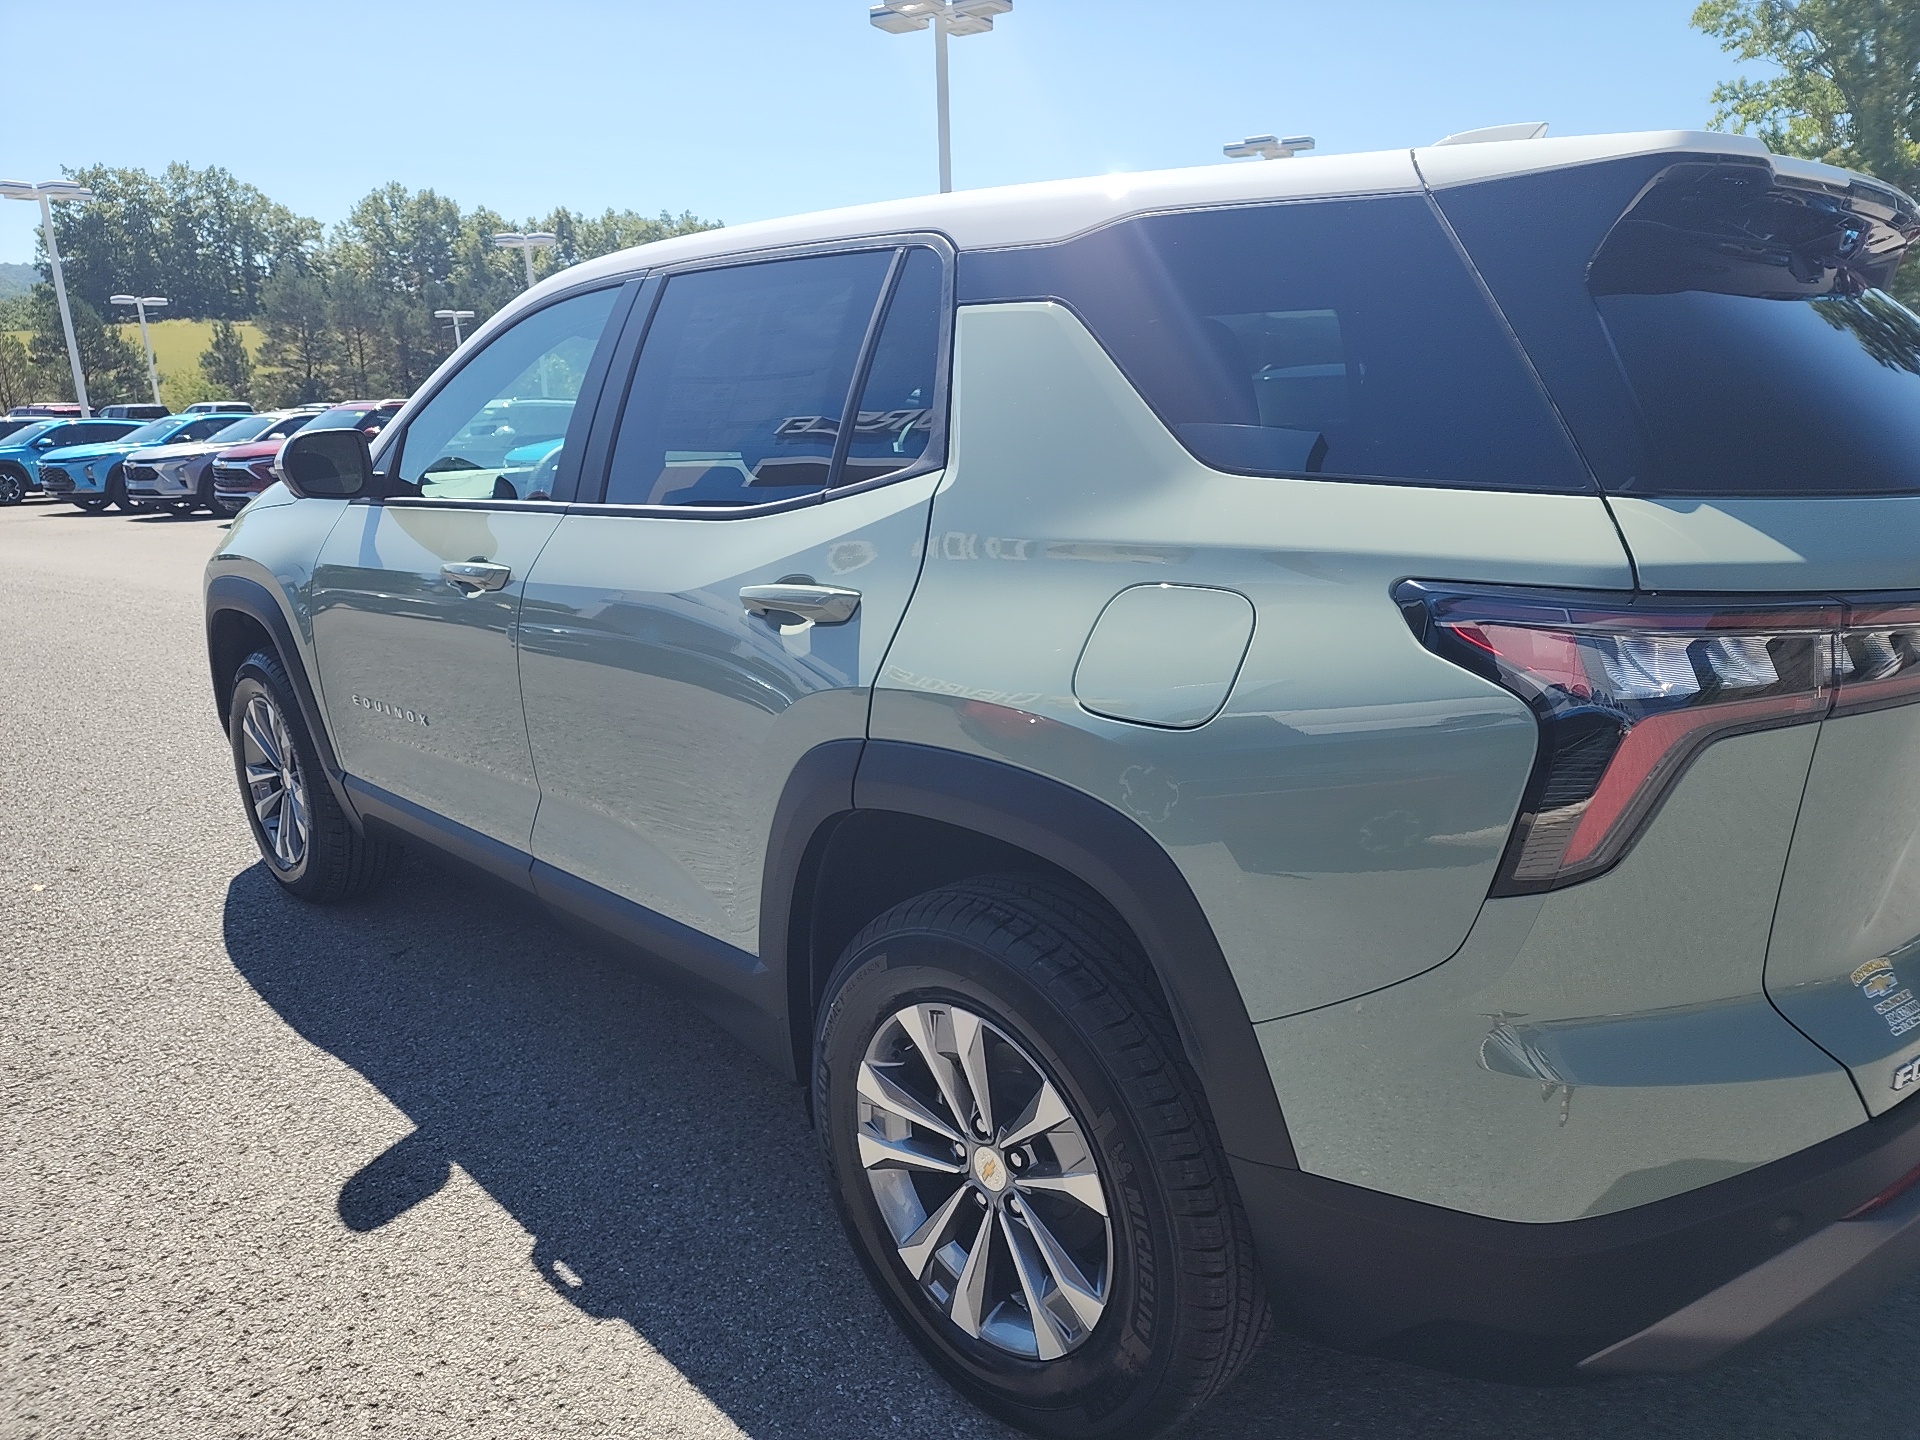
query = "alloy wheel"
(240, 693, 310, 869)
(857, 1001, 1113, 1361)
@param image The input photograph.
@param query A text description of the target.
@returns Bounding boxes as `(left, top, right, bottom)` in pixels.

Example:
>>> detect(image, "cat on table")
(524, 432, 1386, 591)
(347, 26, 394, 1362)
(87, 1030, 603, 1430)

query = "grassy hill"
(0, 263, 36, 298)
(6, 317, 265, 410)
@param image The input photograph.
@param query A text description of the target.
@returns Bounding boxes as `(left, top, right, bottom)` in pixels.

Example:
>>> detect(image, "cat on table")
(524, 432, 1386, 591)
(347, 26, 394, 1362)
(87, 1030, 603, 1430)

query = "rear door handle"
(442, 560, 512, 594)
(739, 582, 861, 625)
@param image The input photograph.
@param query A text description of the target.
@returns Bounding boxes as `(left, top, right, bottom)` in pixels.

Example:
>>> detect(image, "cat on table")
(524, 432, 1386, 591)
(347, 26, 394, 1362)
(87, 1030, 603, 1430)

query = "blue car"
(38, 410, 252, 512)
(0, 417, 145, 505)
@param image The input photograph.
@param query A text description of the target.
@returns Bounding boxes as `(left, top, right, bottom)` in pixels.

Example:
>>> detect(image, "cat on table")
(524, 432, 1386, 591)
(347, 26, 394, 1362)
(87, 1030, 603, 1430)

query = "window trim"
(367, 276, 642, 510)
(574, 232, 956, 518)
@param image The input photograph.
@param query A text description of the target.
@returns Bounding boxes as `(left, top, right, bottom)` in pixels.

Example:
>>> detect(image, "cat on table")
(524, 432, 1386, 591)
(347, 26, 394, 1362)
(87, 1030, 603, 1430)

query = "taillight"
(1396, 582, 1842, 894)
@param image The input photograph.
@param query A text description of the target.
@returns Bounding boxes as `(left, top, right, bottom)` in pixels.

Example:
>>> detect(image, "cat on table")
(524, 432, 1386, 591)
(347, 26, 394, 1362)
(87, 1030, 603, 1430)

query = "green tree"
(0, 334, 35, 411)
(254, 272, 338, 407)
(199, 318, 256, 402)
(1694, 2, 1920, 193)
(23, 285, 147, 406)
(1695, 1, 1920, 300)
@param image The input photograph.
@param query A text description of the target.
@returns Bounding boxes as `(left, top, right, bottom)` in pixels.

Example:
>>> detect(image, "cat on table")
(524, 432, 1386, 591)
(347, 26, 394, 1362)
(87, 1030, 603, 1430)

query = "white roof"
(554, 130, 1796, 296)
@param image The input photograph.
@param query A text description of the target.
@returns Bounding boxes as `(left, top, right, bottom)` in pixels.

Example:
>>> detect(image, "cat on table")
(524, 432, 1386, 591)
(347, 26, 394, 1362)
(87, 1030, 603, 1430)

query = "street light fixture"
(490, 232, 558, 291)
(434, 308, 476, 347)
(1223, 134, 1316, 161)
(870, 0, 1012, 194)
(0, 180, 98, 416)
(110, 294, 168, 406)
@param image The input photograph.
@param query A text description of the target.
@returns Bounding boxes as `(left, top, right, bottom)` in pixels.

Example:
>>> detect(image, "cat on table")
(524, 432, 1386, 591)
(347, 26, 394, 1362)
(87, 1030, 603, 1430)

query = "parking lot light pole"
(1223, 134, 1316, 161)
(0, 180, 97, 416)
(434, 308, 476, 346)
(491, 232, 558, 291)
(110, 294, 168, 405)
(870, 0, 1013, 194)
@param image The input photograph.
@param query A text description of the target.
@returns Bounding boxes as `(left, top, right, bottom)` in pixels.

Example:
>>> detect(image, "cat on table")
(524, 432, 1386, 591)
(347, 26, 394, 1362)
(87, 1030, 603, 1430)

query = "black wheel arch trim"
(837, 739, 1297, 1171)
(205, 572, 361, 829)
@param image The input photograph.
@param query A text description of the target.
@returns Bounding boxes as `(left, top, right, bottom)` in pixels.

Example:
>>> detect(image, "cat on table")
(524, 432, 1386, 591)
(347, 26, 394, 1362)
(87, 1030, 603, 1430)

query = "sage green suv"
(205, 128, 1920, 1436)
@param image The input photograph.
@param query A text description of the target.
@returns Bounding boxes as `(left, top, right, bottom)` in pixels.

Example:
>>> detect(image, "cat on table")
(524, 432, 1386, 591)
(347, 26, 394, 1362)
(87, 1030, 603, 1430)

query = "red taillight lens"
(1397, 582, 1841, 894)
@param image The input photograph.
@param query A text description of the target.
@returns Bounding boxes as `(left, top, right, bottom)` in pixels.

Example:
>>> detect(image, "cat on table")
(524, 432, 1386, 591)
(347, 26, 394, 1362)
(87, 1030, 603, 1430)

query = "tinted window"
(207, 414, 277, 444)
(842, 247, 943, 486)
(262, 414, 317, 440)
(604, 250, 893, 506)
(118, 419, 182, 445)
(396, 286, 620, 500)
(958, 195, 1587, 491)
(180, 415, 241, 441)
(1434, 156, 1920, 496)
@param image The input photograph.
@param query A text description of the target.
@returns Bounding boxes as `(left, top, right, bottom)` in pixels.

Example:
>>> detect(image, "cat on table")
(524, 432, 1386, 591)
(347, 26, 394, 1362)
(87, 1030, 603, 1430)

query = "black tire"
(0, 468, 23, 505)
(74, 497, 108, 513)
(814, 877, 1267, 1440)
(106, 463, 139, 512)
(194, 466, 216, 515)
(227, 648, 394, 902)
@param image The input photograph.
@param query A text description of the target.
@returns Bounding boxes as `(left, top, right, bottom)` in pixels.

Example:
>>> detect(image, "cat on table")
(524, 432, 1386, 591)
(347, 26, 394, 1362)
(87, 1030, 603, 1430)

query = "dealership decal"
(1855, 957, 1920, 1038)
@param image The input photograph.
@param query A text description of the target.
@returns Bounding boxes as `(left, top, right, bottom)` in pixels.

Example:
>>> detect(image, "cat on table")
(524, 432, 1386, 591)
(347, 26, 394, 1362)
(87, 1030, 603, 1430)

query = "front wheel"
(106, 464, 139, 512)
(0, 469, 23, 505)
(814, 879, 1267, 1439)
(74, 497, 108, 513)
(228, 649, 394, 902)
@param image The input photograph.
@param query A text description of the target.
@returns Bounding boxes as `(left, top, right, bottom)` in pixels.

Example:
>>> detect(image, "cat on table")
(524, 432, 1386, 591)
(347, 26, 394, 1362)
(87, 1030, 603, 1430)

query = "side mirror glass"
(277, 427, 373, 499)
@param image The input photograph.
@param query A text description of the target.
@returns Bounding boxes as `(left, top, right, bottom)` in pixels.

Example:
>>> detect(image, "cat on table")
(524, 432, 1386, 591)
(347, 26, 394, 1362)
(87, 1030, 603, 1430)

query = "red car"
(210, 400, 403, 516)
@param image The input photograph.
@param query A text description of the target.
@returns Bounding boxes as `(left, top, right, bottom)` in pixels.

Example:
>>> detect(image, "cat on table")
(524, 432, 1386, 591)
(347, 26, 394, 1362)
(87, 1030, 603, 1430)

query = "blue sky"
(2, 0, 1762, 265)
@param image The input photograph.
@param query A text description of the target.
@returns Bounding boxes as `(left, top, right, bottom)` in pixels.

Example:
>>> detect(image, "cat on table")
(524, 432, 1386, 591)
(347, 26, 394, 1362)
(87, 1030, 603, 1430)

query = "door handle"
(442, 560, 512, 595)
(739, 582, 861, 625)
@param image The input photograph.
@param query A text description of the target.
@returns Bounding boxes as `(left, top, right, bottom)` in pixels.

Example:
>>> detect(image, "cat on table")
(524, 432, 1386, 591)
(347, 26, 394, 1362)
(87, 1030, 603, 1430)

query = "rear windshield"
(1434, 156, 1920, 496)
(958, 194, 1589, 492)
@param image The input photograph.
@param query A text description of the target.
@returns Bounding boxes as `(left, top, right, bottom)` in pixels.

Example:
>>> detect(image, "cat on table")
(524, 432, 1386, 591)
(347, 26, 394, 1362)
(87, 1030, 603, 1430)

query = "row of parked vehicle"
(0, 399, 405, 516)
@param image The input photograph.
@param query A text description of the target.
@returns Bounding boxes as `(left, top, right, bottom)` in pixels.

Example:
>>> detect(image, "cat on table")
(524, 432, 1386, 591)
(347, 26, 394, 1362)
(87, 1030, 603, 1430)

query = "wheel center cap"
(972, 1146, 1009, 1193)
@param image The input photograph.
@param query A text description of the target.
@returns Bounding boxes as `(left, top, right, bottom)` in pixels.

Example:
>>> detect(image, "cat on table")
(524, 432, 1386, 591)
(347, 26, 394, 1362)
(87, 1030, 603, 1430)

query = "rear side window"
(958, 195, 1589, 492)
(843, 247, 943, 486)
(605, 251, 894, 506)
(1435, 156, 1920, 496)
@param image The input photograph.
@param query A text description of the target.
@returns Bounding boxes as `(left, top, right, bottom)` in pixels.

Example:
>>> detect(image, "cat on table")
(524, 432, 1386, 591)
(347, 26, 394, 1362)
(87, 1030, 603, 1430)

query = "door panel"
(312, 503, 563, 849)
(518, 475, 939, 948)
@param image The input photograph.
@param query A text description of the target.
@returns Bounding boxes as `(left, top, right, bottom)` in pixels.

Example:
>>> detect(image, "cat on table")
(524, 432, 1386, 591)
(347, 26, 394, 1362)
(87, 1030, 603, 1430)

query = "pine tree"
(23, 285, 147, 406)
(199, 319, 255, 403)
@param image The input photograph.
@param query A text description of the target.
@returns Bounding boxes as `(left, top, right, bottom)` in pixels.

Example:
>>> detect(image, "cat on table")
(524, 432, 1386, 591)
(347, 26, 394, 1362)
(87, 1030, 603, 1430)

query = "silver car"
(125, 408, 324, 515)
(203, 128, 1920, 1436)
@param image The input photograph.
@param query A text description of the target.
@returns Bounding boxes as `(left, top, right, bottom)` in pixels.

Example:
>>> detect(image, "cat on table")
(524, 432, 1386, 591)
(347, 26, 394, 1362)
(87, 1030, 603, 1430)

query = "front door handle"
(739, 582, 861, 625)
(442, 560, 512, 595)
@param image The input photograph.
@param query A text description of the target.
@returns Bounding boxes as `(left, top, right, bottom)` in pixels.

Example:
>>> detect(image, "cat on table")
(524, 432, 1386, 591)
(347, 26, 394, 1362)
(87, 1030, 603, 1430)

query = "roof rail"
(1432, 121, 1549, 147)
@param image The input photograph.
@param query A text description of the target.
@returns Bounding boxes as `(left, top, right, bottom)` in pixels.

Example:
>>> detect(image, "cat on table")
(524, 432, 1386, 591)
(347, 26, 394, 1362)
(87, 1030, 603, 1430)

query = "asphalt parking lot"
(6, 495, 1920, 1439)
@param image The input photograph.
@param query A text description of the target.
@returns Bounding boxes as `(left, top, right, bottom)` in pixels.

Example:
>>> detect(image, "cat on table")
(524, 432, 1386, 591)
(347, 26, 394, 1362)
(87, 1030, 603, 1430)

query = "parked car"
(6, 403, 82, 419)
(39, 408, 251, 512)
(0, 417, 144, 504)
(99, 403, 170, 420)
(184, 400, 253, 414)
(209, 400, 401, 516)
(126, 408, 326, 516)
(205, 129, 1920, 1437)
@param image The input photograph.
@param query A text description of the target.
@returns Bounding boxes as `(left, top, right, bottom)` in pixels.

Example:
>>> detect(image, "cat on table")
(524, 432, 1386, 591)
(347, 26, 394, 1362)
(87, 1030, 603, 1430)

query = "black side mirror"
(276, 427, 373, 499)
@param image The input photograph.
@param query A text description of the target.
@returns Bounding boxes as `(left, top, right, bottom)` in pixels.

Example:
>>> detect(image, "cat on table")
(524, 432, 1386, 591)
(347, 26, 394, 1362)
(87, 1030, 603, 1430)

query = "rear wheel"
(228, 648, 394, 902)
(814, 878, 1267, 1439)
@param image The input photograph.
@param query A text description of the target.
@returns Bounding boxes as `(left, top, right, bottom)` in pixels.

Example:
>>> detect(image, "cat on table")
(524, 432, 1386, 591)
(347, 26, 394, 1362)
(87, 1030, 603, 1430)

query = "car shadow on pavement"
(223, 847, 1920, 1440)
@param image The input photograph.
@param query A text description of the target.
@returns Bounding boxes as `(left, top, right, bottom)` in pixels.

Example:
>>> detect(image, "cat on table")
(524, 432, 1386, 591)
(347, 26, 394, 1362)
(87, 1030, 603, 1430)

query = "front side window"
(603, 250, 895, 506)
(178, 415, 242, 442)
(394, 286, 621, 501)
(207, 414, 278, 445)
(958, 196, 1589, 492)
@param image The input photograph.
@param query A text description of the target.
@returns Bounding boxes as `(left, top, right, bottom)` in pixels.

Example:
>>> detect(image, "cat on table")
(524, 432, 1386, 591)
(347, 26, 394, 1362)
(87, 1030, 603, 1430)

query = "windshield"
(119, 418, 184, 445)
(4, 421, 56, 447)
(307, 406, 374, 430)
(207, 414, 276, 444)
